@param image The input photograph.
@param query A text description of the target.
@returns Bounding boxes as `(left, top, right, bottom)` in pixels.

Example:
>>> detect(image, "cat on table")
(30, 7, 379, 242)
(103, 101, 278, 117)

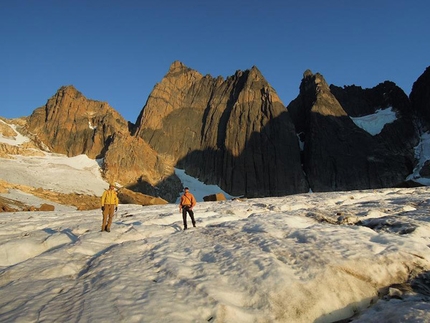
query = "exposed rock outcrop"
(102, 132, 182, 202)
(134, 61, 309, 197)
(0, 118, 45, 158)
(0, 118, 18, 137)
(117, 187, 168, 206)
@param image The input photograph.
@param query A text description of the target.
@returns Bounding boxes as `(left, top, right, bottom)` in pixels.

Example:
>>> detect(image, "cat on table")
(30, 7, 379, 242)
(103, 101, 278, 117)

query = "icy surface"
(1, 187, 430, 322)
(349, 107, 396, 136)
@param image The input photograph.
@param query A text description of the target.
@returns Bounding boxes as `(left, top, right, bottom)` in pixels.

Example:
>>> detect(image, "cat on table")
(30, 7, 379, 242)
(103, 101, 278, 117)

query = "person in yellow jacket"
(101, 183, 119, 232)
(179, 187, 196, 230)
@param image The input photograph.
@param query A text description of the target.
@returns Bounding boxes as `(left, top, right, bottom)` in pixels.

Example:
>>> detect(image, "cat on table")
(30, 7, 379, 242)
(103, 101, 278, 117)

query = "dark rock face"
(410, 66, 430, 126)
(287, 71, 418, 192)
(409, 66, 430, 185)
(134, 61, 309, 197)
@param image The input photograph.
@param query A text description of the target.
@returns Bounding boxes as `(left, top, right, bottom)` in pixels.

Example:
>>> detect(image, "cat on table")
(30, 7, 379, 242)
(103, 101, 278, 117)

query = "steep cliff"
(288, 70, 418, 192)
(410, 66, 430, 127)
(134, 61, 309, 197)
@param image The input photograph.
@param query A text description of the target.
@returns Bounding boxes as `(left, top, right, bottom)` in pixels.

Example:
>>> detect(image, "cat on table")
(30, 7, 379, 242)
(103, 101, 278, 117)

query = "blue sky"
(2, 0, 429, 123)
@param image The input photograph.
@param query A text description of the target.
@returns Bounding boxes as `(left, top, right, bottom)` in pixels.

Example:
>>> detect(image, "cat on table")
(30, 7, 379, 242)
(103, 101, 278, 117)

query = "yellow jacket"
(101, 189, 119, 206)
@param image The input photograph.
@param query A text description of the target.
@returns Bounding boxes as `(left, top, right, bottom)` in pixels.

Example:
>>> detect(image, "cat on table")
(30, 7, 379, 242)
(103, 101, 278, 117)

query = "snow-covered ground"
(1, 112, 430, 322)
(1, 187, 430, 322)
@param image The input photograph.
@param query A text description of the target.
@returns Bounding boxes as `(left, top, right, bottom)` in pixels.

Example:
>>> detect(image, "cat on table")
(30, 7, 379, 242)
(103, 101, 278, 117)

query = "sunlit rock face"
(287, 70, 418, 192)
(27, 85, 129, 159)
(102, 132, 182, 203)
(116, 187, 168, 206)
(133, 61, 309, 197)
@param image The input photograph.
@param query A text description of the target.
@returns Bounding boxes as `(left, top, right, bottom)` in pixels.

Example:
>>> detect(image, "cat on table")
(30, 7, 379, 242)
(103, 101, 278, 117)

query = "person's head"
(184, 187, 189, 192)
(109, 183, 115, 190)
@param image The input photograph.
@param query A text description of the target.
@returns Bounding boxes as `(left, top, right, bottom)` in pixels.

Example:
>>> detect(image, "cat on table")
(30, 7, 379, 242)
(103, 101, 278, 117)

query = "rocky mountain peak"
(133, 62, 308, 197)
(133, 62, 205, 133)
(27, 85, 129, 159)
(168, 60, 189, 73)
(300, 70, 347, 117)
(166, 61, 203, 82)
(56, 85, 83, 99)
(248, 65, 263, 79)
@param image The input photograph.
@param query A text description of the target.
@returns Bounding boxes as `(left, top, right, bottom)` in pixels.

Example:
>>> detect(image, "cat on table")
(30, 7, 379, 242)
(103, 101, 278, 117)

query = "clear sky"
(2, 0, 429, 123)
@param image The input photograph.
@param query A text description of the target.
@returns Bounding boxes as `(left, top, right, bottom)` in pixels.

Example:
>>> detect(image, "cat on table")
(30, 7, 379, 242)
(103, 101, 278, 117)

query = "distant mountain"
(1, 62, 430, 202)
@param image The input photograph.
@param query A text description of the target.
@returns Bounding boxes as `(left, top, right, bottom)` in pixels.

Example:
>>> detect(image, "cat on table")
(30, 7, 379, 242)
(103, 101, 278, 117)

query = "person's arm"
(101, 191, 106, 210)
(188, 195, 195, 209)
(179, 196, 183, 212)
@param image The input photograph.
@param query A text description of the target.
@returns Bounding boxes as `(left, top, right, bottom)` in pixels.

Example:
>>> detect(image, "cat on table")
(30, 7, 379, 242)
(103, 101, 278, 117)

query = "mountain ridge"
(1, 62, 430, 204)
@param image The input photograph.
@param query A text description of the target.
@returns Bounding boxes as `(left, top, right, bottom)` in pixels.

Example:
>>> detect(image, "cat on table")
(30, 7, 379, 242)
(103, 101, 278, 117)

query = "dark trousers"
(182, 206, 196, 229)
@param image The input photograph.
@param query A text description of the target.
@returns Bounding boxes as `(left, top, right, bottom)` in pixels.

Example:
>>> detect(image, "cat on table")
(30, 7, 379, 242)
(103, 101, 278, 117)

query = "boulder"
(38, 203, 55, 211)
(203, 193, 227, 202)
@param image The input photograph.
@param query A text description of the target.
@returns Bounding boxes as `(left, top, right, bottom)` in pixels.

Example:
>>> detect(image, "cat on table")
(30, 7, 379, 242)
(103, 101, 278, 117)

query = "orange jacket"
(179, 192, 196, 209)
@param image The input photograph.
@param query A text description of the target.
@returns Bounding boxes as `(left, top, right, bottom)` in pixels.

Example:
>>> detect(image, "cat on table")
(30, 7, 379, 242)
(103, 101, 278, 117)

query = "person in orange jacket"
(100, 183, 119, 232)
(179, 187, 196, 230)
